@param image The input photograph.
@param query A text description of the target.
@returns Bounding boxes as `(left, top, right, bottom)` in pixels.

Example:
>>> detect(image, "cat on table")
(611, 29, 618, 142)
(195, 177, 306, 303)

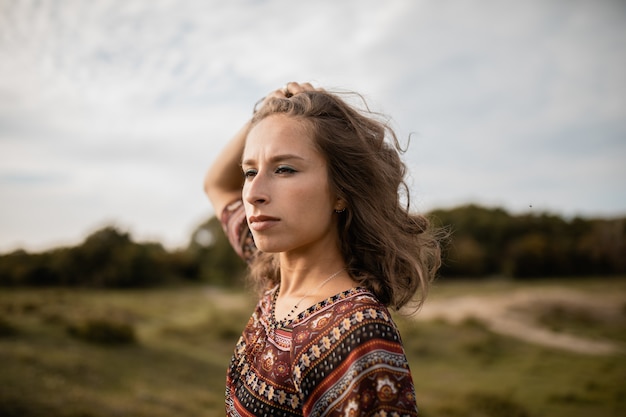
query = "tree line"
(0, 217, 246, 288)
(0, 204, 624, 288)
(431, 204, 625, 278)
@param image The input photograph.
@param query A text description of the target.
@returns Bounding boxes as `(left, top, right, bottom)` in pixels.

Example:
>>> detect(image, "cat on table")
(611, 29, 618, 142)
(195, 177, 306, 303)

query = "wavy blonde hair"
(247, 90, 441, 310)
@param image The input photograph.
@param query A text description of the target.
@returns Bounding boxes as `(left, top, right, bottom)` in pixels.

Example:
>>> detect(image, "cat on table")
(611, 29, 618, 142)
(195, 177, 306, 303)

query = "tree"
(186, 216, 247, 287)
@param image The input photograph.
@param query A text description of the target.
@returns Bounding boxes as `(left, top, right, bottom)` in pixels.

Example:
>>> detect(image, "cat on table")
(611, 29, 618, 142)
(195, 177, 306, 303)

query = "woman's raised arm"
(203, 120, 250, 217)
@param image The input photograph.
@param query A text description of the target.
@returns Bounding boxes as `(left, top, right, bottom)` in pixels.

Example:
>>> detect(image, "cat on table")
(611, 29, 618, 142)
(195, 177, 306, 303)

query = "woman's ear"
(334, 199, 346, 213)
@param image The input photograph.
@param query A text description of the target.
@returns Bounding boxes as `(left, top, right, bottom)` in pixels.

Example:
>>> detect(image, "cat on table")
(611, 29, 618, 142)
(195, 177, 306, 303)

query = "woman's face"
(242, 114, 340, 255)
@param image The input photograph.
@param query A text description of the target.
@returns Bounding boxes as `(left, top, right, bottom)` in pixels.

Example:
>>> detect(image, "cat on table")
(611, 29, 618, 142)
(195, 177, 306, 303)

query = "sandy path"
(410, 286, 624, 355)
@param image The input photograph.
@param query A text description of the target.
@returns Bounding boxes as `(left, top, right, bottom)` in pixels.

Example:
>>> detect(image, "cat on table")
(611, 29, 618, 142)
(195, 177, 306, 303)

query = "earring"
(334, 208, 346, 213)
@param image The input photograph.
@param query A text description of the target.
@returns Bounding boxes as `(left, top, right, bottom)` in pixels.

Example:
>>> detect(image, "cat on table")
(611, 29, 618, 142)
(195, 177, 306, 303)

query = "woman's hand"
(253, 81, 318, 113)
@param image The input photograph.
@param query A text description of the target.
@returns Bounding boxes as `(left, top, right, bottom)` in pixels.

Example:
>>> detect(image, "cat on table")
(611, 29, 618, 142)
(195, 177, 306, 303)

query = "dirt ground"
(410, 284, 625, 355)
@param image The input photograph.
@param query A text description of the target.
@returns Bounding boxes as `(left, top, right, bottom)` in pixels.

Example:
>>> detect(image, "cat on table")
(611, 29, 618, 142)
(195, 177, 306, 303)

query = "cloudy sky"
(1, 0, 625, 253)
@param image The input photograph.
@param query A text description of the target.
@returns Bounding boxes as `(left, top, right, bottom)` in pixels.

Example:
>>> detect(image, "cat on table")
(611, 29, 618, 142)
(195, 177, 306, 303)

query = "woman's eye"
(243, 169, 257, 179)
(275, 166, 296, 175)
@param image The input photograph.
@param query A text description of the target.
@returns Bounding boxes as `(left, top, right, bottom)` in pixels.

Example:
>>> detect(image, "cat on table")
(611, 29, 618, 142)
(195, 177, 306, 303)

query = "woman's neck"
(277, 257, 347, 297)
(273, 257, 354, 322)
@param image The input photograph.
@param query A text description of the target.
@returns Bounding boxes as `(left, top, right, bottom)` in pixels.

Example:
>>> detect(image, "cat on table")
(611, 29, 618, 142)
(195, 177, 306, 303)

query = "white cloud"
(1, 0, 625, 252)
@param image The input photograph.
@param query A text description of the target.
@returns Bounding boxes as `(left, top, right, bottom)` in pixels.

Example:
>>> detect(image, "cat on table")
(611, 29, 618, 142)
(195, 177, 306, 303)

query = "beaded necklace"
(270, 268, 345, 331)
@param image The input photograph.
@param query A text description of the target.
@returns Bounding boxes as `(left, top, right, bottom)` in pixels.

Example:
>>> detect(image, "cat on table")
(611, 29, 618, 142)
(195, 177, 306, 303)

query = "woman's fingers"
(253, 82, 318, 114)
(284, 81, 316, 96)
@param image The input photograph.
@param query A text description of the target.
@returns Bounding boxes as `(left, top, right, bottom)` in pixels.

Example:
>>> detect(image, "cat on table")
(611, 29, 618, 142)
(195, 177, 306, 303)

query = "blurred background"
(0, 1, 625, 416)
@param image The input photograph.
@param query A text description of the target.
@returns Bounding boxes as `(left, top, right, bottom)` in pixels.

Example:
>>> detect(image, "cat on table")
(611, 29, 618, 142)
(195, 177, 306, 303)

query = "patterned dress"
(221, 199, 419, 417)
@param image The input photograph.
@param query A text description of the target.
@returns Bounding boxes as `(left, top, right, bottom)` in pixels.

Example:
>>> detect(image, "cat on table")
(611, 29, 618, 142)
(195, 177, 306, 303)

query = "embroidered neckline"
(267, 286, 370, 331)
(269, 268, 345, 330)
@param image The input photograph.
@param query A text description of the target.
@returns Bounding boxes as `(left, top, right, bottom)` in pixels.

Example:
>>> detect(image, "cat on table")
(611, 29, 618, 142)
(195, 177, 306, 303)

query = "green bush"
(434, 391, 531, 417)
(67, 317, 136, 345)
(465, 392, 531, 417)
(0, 395, 39, 417)
(0, 317, 18, 337)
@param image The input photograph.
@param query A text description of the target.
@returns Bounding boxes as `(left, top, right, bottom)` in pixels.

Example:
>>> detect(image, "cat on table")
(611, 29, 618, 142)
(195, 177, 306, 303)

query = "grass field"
(0, 278, 624, 417)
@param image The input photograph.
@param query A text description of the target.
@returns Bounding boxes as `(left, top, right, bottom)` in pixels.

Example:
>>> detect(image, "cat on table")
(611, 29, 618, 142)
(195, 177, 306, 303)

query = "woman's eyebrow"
(241, 154, 306, 166)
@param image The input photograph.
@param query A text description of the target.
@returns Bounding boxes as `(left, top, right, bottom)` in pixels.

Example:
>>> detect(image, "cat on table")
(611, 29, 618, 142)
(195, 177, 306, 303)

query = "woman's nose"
(243, 175, 269, 206)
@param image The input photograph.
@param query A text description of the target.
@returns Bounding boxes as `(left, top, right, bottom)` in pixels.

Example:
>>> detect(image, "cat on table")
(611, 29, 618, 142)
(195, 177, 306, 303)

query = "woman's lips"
(248, 215, 280, 231)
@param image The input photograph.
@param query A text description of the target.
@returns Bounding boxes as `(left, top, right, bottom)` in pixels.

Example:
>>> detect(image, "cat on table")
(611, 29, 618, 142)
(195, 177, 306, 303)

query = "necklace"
(271, 268, 345, 330)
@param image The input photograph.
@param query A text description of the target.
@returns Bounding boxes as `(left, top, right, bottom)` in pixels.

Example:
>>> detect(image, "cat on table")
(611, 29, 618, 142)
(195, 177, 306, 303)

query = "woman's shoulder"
(291, 287, 410, 389)
(296, 287, 397, 334)
(331, 286, 390, 313)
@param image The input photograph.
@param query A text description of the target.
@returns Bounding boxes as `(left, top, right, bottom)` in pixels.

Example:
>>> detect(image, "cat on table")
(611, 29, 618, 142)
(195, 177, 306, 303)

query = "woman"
(204, 82, 441, 416)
